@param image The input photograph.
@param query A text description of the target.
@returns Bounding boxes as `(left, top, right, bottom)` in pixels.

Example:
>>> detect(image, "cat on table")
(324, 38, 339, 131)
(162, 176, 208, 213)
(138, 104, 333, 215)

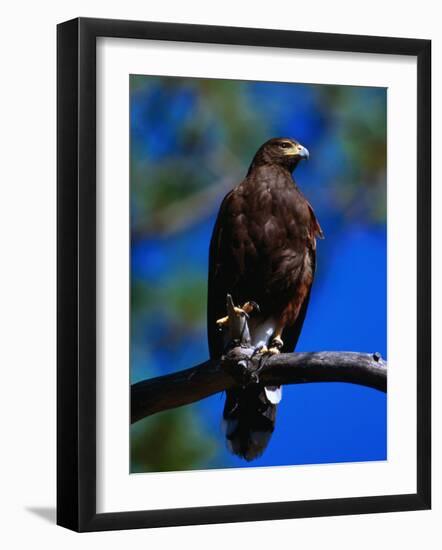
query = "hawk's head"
(251, 137, 309, 172)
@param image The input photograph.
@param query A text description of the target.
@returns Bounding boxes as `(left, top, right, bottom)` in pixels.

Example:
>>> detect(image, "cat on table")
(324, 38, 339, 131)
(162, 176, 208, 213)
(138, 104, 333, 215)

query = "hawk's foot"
(268, 335, 283, 355)
(241, 301, 260, 315)
(253, 344, 268, 356)
(216, 315, 229, 327)
(217, 298, 255, 328)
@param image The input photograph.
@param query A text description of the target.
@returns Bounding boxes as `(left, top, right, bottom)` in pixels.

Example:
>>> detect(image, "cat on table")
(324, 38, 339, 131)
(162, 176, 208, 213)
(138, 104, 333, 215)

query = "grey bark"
(131, 349, 387, 424)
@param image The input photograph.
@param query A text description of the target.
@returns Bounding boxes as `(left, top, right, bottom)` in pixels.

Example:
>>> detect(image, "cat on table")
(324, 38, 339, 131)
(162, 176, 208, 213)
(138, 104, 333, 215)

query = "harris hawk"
(207, 137, 323, 461)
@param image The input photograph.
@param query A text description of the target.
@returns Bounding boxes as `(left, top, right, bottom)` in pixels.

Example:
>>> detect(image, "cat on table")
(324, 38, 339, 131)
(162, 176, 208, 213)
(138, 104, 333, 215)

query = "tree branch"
(131, 350, 387, 424)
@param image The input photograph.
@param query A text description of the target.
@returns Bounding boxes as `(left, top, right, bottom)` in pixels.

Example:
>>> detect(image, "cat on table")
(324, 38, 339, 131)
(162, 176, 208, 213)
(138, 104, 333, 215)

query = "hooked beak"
(297, 144, 309, 160)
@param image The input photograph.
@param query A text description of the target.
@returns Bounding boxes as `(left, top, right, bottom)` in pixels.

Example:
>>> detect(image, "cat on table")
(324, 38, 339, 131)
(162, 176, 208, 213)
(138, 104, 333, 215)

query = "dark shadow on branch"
(131, 350, 387, 424)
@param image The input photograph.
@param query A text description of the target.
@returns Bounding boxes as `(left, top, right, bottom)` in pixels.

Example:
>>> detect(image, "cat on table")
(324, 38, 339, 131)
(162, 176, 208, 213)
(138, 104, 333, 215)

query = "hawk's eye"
(279, 142, 291, 149)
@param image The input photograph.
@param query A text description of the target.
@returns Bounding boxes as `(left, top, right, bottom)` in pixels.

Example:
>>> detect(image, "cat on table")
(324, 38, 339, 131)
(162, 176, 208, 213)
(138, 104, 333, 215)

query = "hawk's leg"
(268, 322, 285, 355)
(216, 295, 255, 347)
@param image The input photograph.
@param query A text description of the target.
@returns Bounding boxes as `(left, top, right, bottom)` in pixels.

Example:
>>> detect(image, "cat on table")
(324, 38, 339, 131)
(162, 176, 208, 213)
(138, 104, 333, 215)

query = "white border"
(96, 38, 417, 513)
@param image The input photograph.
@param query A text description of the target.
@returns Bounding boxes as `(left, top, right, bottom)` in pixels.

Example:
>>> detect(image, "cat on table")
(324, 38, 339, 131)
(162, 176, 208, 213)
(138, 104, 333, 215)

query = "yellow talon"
(241, 302, 257, 314)
(217, 305, 250, 327)
(271, 336, 283, 349)
(216, 316, 229, 326)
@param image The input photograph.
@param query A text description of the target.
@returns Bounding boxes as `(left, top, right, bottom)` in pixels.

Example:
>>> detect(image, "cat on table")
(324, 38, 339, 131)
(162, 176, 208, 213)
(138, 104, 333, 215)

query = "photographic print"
(129, 74, 387, 474)
(57, 17, 431, 531)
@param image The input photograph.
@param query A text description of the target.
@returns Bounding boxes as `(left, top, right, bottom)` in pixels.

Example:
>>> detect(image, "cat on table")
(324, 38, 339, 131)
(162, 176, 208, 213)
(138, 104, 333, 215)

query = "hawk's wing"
(282, 201, 322, 353)
(207, 190, 236, 359)
(280, 247, 315, 353)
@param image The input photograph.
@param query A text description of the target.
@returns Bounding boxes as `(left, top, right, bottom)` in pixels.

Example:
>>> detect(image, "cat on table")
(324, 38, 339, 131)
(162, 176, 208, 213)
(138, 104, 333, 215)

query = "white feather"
(264, 385, 283, 404)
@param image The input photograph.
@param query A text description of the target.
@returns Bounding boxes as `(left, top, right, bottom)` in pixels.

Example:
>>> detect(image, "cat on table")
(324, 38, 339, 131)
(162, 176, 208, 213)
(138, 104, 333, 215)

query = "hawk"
(207, 137, 323, 461)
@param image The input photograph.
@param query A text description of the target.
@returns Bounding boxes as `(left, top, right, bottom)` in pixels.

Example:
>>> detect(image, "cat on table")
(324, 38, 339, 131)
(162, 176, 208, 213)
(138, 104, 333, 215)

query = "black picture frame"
(57, 17, 431, 532)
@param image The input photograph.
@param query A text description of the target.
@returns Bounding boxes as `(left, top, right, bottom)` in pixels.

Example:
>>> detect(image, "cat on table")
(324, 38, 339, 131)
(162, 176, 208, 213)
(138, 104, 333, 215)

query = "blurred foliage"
(131, 406, 218, 473)
(129, 74, 387, 473)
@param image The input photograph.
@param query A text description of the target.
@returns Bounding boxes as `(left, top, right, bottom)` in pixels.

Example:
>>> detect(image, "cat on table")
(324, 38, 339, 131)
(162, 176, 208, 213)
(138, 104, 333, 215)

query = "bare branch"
(131, 350, 387, 424)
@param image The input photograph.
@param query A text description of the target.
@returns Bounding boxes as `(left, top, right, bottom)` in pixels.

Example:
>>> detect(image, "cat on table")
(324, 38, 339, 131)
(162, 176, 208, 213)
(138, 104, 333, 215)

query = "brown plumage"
(207, 137, 323, 461)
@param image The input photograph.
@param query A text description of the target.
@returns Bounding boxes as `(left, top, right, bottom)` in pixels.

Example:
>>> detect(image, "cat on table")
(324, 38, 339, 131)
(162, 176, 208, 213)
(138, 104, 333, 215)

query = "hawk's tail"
(222, 385, 282, 461)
